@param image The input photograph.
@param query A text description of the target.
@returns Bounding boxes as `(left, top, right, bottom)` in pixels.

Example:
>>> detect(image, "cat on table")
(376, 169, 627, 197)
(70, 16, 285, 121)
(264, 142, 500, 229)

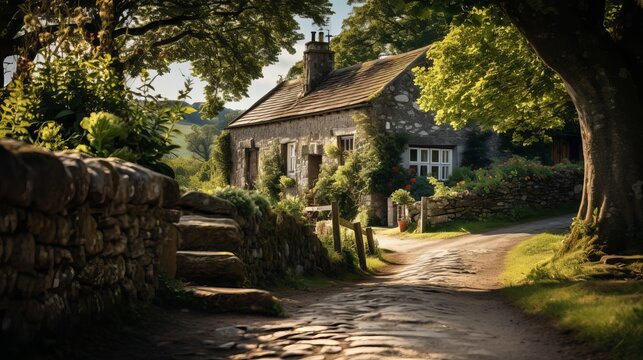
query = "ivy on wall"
(313, 111, 407, 219)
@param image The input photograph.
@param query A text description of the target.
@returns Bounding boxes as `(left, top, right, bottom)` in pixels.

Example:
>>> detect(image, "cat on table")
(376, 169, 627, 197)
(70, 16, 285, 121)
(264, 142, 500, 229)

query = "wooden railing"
(305, 201, 375, 271)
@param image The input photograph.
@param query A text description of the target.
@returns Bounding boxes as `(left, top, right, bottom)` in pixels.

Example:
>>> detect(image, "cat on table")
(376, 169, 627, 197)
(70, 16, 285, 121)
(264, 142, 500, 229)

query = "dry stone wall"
(414, 173, 583, 227)
(0, 139, 180, 342)
(176, 192, 331, 286)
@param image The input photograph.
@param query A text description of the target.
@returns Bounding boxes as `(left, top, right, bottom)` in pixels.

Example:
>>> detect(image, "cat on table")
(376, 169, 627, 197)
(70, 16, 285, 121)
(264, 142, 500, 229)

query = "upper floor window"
(286, 142, 297, 176)
(408, 147, 453, 181)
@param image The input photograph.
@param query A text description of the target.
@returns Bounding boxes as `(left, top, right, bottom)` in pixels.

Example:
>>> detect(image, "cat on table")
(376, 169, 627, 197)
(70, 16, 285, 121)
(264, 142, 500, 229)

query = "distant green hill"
(169, 103, 244, 158)
(182, 102, 243, 128)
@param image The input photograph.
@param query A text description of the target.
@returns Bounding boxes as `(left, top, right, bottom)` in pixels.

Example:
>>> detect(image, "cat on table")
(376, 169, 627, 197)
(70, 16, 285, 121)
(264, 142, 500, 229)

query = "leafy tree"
(185, 124, 218, 161)
(1, 0, 332, 116)
(256, 140, 284, 203)
(330, 0, 448, 68)
(413, 0, 643, 256)
(413, 8, 573, 145)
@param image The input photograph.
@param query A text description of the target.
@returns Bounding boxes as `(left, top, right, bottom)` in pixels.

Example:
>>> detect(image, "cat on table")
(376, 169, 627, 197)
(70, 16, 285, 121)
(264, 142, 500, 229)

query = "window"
(339, 135, 354, 153)
(338, 135, 354, 164)
(408, 147, 453, 181)
(286, 143, 296, 176)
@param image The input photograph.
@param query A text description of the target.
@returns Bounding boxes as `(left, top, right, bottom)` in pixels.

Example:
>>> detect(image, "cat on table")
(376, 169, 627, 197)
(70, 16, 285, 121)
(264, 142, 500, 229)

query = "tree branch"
(114, 14, 201, 37)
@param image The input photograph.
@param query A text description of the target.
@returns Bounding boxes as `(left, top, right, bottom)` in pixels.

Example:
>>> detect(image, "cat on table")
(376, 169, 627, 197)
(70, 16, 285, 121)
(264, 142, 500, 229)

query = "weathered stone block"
(176, 251, 246, 286)
(177, 192, 237, 217)
(177, 215, 242, 252)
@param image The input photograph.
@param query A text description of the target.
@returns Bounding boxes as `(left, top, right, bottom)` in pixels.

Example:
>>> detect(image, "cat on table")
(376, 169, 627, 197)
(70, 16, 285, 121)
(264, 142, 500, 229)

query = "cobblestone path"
(206, 216, 600, 360)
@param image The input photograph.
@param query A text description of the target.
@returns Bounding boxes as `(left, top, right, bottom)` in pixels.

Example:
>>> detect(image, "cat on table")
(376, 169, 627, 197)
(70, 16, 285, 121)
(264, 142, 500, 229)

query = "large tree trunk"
(501, 0, 643, 256)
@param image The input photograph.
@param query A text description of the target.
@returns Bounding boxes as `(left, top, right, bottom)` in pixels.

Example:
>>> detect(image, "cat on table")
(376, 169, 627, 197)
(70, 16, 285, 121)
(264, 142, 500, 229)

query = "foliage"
(256, 140, 284, 203)
(274, 195, 306, 221)
(330, 0, 448, 68)
(437, 156, 583, 196)
(208, 130, 232, 187)
(428, 177, 459, 198)
(164, 156, 203, 190)
(210, 186, 271, 224)
(413, 7, 574, 144)
(313, 112, 407, 218)
(2, 1, 332, 117)
(461, 129, 492, 169)
(279, 175, 296, 189)
(390, 189, 414, 205)
(385, 166, 434, 200)
(184, 124, 218, 161)
(0, 22, 187, 174)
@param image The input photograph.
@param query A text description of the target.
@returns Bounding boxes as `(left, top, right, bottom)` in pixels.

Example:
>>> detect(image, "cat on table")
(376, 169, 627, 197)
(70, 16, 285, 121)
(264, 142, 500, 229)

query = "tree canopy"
(413, 7, 574, 144)
(1, 0, 333, 116)
(330, 0, 448, 68)
(410, 0, 643, 255)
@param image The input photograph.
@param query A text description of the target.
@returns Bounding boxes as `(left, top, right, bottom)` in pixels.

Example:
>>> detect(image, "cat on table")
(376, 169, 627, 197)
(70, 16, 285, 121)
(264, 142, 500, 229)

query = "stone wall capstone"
(0, 139, 181, 342)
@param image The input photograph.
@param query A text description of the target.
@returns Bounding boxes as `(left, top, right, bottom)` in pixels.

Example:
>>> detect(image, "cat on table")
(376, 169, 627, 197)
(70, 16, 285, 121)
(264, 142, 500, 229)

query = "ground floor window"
(408, 147, 452, 180)
(338, 135, 354, 164)
(286, 142, 297, 176)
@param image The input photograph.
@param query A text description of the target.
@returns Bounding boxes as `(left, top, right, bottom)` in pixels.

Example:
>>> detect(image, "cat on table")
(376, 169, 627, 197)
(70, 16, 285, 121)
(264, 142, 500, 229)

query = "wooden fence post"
(419, 196, 428, 233)
(353, 222, 368, 271)
(365, 227, 376, 255)
(331, 201, 341, 252)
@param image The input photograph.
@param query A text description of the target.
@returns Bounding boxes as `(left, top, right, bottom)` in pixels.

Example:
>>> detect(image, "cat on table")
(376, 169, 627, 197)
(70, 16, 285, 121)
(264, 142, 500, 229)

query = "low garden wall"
(178, 191, 331, 286)
(412, 171, 583, 227)
(0, 139, 180, 342)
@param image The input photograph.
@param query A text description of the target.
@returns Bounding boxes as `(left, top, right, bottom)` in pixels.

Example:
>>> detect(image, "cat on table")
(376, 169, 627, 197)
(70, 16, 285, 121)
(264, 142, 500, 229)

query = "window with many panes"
(408, 147, 453, 181)
(286, 143, 296, 176)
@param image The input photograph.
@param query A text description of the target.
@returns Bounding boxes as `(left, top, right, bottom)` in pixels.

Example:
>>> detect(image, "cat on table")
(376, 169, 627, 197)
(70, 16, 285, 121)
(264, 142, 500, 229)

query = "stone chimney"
(302, 31, 334, 95)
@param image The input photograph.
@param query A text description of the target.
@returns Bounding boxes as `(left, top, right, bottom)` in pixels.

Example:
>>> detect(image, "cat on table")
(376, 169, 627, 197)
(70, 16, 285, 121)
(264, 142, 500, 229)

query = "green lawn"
(374, 202, 579, 240)
(501, 233, 643, 359)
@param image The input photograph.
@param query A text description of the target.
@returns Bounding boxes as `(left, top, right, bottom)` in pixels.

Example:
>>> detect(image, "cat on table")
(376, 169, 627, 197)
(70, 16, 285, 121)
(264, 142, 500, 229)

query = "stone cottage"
(226, 32, 476, 221)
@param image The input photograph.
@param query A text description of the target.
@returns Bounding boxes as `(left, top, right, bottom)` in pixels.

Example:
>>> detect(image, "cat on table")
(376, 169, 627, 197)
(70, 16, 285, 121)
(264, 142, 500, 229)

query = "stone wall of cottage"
(369, 68, 502, 168)
(228, 111, 358, 192)
(0, 139, 180, 342)
(407, 173, 583, 227)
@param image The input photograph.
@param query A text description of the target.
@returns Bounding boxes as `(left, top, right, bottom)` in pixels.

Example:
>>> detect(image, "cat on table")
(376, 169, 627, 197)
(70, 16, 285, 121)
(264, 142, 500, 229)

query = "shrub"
(211, 186, 258, 220)
(0, 20, 187, 176)
(256, 141, 284, 203)
(390, 189, 414, 205)
(274, 195, 306, 221)
(279, 175, 296, 189)
(209, 130, 232, 186)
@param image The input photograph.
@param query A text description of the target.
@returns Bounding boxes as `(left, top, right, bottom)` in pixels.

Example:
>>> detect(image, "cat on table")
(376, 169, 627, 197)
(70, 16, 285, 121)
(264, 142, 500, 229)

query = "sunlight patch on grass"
(501, 233, 643, 359)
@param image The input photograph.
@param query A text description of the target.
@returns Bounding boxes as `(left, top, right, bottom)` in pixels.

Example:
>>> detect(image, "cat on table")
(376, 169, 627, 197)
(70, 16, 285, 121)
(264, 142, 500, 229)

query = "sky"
(129, 1, 355, 110)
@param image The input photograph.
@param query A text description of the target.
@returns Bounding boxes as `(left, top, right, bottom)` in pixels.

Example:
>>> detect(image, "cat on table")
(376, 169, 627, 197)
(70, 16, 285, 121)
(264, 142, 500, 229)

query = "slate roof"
(227, 46, 429, 128)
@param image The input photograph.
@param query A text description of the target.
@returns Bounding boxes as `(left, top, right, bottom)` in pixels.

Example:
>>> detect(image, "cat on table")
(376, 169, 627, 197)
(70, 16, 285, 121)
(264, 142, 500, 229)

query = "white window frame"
(339, 135, 354, 153)
(286, 142, 297, 176)
(408, 147, 453, 181)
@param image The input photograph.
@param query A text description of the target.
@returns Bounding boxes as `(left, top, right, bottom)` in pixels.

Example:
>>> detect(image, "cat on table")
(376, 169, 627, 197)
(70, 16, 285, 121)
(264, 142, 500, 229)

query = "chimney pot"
(311, 31, 316, 42)
(318, 31, 324, 42)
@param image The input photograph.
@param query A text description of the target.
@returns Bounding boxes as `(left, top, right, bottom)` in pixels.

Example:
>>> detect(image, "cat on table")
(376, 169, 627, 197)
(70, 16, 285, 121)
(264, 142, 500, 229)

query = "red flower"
(405, 184, 411, 190)
(410, 178, 417, 183)
(391, 166, 400, 173)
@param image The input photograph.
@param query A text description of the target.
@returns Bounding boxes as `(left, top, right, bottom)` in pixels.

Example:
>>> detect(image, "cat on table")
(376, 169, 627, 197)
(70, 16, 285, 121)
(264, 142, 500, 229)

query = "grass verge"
(501, 233, 643, 359)
(374, 202, 579, 240)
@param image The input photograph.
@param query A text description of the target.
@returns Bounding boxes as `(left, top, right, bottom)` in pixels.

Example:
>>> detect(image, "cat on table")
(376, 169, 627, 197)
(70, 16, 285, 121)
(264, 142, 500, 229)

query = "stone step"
(177, 191, 237, 218)
(176, 251, 246, 287)
(186, 286, 282, 316)
(177, 215, 242, 252)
